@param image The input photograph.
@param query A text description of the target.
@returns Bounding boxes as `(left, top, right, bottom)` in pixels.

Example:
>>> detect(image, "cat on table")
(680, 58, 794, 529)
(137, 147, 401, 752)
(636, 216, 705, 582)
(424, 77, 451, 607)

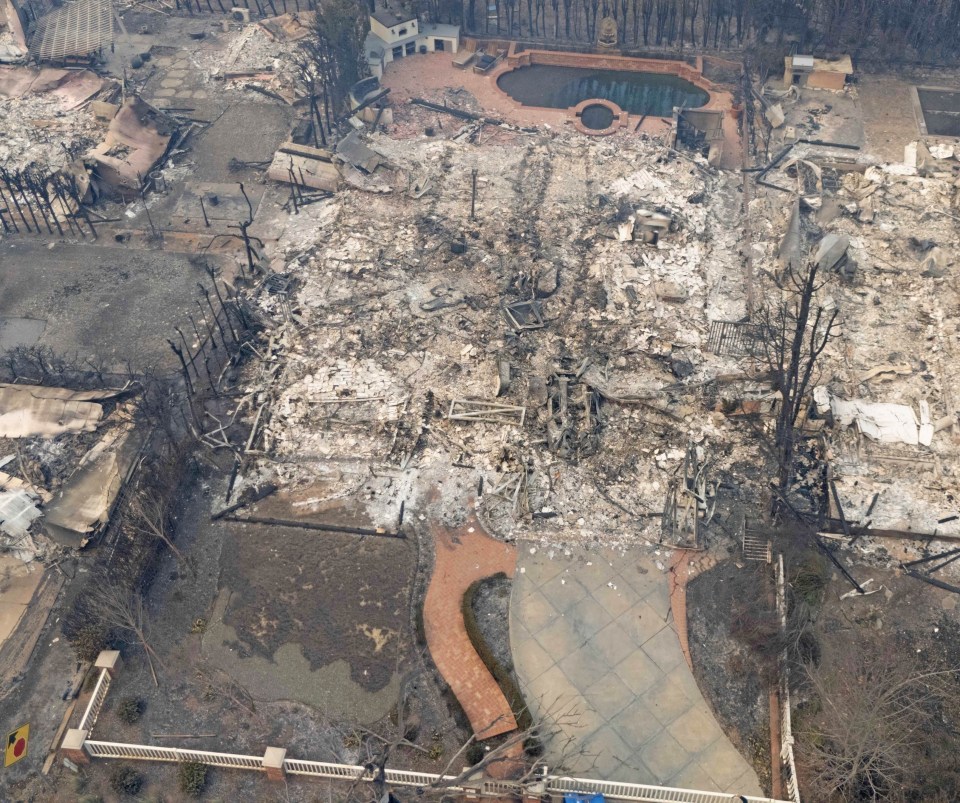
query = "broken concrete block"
(815, 232, 850, 272)
(654, 281, 688, 303)
(905, 141, 918, 168)
(765, 103, 785, 128)
(929, 143, 955, 160)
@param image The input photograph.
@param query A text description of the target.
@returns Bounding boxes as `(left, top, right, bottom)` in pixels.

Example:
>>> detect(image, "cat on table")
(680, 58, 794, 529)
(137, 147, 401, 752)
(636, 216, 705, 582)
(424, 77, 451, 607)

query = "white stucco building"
(365, 7, 459, 78)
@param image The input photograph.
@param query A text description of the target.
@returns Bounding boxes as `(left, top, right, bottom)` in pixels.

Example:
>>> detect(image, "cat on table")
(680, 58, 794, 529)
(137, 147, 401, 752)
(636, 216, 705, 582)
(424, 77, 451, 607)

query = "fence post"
(95, 650, 123, 678)
(263, 747, 286, 781)
(61, 729, 90, 765)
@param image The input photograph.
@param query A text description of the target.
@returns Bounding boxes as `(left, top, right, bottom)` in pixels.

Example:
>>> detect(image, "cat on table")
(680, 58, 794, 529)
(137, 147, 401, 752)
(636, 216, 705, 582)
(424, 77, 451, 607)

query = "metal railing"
(77, 668, 111, 735)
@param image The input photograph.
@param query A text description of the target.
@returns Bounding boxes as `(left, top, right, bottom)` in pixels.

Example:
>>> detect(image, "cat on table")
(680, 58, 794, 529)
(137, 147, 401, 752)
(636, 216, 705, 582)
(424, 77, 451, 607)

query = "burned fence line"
(0, 166, 98, 240)
(174, 0, 316, 15)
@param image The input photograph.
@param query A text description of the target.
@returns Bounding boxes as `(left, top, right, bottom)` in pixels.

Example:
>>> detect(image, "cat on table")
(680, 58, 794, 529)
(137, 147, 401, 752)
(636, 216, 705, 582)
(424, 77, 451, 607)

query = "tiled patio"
(510, 546, 762, 794)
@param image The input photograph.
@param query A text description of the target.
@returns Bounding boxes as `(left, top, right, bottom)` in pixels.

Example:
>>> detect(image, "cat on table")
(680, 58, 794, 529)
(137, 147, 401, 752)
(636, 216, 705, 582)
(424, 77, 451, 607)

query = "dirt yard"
(686, 558, 773, 788)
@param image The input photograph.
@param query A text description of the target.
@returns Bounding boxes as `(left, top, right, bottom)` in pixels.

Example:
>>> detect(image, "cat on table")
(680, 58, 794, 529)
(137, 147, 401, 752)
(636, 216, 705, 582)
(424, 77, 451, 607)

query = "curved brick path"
(424, 514, 518, 740)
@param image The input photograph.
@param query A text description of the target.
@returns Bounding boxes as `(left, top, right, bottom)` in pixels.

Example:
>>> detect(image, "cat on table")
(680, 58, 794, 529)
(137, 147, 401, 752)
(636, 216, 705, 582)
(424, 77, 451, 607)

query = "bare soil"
(686, 558, 772, 787)
(470, 573, 515, 675)
(220, 500, 415, 692)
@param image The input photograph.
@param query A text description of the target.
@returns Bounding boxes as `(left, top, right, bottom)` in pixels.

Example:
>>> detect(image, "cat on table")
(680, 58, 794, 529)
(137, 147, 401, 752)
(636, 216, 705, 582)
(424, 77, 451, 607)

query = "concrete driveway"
(510, 545, 763, 794)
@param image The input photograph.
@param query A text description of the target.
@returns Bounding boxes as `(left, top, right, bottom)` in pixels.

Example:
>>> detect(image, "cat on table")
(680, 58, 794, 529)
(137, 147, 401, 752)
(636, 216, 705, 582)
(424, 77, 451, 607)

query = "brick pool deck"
(424, 514, 518, 740)
(380, 51, 740, 168)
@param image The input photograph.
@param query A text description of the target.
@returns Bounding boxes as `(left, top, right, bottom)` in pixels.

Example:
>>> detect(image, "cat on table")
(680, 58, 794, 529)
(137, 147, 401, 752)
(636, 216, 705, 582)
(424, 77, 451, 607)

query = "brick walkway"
(424, 514, 518, 740)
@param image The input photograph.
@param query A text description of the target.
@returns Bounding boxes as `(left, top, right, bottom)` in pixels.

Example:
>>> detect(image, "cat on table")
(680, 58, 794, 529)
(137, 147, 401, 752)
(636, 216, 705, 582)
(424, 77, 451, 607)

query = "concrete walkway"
(510, 546, 762, 794)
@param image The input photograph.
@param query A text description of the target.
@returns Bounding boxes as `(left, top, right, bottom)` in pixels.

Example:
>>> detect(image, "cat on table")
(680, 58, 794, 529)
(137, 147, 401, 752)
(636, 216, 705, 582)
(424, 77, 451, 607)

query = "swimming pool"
(497, 64, 709, 116)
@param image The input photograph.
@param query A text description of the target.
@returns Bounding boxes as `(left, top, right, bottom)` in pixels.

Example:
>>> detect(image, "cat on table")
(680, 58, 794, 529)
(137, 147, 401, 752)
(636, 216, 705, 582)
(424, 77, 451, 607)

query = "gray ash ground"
(685, 559, 772, 787)
(471, 573, 515, 674)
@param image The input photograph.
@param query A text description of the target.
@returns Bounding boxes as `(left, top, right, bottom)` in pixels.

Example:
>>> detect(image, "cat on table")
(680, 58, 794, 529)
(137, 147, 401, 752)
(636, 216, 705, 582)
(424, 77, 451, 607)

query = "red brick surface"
(424, 514, 518, 740)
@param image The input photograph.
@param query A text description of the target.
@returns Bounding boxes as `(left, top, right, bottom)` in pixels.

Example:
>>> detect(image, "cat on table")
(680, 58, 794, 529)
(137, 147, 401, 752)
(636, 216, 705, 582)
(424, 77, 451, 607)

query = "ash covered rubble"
(743, 106, 960, 581)
(239, 130, 766, 549)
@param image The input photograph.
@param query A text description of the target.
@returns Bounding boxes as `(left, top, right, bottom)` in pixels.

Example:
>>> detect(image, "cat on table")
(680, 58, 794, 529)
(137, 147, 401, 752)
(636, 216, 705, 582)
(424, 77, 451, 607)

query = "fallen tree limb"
(224, 514, 405, 539)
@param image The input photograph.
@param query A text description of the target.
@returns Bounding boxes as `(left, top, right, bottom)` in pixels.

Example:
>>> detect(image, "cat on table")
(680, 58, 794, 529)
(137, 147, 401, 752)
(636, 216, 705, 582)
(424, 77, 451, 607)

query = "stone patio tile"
(524, 550, 569, 584)
(612, 648, 662, 696)
(617, 599, 669, 646)
(557, 643, 612, 689)
(582, 670, 636, 721)
(644, 673, 696, 727)
(153, 88, 176, 97)
(670, 760, 721, 792)
(641, 624, 684, 673)
(528, 663, 582, 715)
(589, 580, 636, 619)
(585, 619, 636, 669)
(566, 594, 614, 644)
(608, 697, 658, 749)
(640, 730, 690, 781)
(569, 557, 619, 592)
(533, 611, 578, 656)
(667, 705, 725, 753)
(512, 634, 556, 684)
(727, 767, 764, 796)
(579, 726, 641, 780)
(614, 558, 664, 596)
(515, 590, 560, 635)
(696, 737, 754, 789)
(539, 573, 588, 613)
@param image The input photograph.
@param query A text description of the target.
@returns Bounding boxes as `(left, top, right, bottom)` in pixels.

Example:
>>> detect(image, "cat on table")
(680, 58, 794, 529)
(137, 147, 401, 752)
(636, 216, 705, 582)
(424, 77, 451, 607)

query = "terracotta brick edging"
(423, 515, 518, 740)
(668, 550, 696, 671)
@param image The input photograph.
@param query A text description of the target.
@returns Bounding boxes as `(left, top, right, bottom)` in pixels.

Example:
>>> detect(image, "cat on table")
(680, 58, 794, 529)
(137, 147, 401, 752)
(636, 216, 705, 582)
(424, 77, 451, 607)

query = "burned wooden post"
(22, 171, 53, 235)
(200, 195, 211, 227)
(205, 275, 240, 345)
(168, 338, 195, 396)
(4, 176, 32, 232)
(471, 168, 478, 220)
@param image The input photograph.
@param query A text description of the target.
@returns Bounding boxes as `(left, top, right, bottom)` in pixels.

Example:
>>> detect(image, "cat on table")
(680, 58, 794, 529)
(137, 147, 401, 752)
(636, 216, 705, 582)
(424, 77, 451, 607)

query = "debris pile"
(242, 130, 760, 547)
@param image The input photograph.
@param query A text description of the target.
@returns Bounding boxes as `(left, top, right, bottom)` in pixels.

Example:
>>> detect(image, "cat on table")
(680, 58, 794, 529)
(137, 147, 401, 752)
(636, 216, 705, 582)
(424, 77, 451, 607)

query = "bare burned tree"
(126, 471, 195, 577)
(297, 0, 369, 139)
(340, 674, 591, 803)
(91, 584, 163, 686)
(756, 259, 838, 504)
(796, 637, 960, 802)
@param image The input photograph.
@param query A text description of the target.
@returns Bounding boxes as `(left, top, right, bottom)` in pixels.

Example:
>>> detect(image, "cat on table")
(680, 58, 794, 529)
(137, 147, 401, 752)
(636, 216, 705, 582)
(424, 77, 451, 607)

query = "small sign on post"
(4, 724, 29, 767)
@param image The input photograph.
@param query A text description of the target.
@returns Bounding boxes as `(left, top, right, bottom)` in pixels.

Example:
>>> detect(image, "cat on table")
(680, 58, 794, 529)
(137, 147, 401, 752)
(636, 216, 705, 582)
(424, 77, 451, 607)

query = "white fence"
(80, 738, 790, 803)
(69, 650, 792, 803)
(546, 776, 783, 803)
(85, 740, 263, 769)
(283, 758, 460, 788)
(775, 555, 802, 803)
(77, 668, 111, 735)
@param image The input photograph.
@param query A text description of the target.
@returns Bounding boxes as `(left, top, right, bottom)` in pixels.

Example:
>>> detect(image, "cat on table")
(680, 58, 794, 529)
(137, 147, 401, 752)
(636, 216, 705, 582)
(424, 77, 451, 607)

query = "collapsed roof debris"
(0, 383, 122, 438)
(30, 0, 113, 64)
(0, 384, 141, 555)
